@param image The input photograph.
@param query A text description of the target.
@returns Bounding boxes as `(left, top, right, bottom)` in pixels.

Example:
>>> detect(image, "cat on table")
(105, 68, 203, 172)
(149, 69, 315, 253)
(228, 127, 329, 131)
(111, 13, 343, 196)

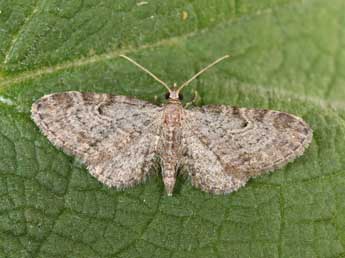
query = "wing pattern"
(31, 91, 163, 188)
(182, 105, 312, 194)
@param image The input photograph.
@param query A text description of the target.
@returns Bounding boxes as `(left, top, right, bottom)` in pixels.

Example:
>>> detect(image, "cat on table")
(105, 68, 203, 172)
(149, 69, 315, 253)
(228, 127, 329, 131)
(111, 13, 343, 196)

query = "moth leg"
(153, 95, 161, 106)
(184, 90, 200, 109)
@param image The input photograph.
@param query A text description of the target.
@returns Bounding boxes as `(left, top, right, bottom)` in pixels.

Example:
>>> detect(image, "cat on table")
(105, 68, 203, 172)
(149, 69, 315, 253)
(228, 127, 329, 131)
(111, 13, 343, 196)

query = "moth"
(31, 55, 312, 196)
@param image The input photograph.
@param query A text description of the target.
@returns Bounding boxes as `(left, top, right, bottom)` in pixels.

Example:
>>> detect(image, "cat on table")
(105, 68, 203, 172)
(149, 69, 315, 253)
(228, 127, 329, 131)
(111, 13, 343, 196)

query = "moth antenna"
(177, 55, 230, 92)
(120, 55, 171, 92)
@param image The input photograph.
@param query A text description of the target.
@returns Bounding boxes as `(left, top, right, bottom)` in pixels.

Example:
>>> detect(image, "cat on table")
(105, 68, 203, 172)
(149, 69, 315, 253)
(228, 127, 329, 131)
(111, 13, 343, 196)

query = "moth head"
(165, 83, 183, 101)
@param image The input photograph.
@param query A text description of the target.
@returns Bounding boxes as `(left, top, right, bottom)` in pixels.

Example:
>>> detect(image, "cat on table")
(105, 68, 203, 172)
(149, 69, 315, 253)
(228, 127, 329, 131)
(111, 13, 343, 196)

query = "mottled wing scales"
(181, 133, 246, 194)
(183, 106, 312, 194)
(31, 91, 162, 188)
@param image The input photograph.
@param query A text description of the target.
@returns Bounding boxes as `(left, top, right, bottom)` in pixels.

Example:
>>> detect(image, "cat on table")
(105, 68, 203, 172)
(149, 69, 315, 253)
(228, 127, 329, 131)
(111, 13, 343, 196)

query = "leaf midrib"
(0, 0, 310, 88)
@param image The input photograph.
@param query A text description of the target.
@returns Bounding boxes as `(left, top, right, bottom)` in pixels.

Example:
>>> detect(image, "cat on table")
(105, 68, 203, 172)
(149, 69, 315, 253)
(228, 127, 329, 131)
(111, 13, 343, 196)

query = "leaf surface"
(0, 0, 345, 257)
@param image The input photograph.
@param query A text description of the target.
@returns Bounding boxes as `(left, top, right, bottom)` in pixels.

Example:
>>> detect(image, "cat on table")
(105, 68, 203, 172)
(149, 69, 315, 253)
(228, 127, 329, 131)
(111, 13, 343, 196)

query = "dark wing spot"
(294, 121, 311, 135)
(81, 93, 96, 102)
(273, 112, 296, 130)
(232, 106, 240, 115)
(51, 93, 74, 108)
(252, 109, 269, 122)
(97, 102, 114, 116)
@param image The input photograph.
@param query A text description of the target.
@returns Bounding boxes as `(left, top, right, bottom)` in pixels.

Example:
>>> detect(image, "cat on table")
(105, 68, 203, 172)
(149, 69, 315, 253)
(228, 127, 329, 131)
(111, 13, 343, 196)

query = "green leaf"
(1, 0, 345, 257)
